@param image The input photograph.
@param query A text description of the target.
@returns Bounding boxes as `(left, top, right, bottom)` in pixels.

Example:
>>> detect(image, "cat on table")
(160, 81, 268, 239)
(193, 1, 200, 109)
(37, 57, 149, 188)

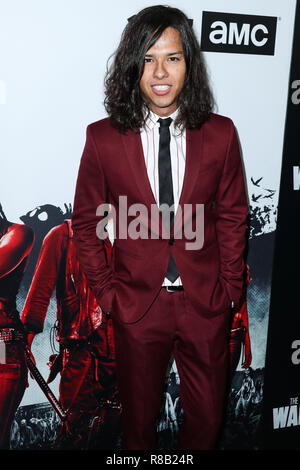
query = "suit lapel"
(121, 130, 157, 208)
(173, 126, 204, 234)
(121, 130, 165, 238)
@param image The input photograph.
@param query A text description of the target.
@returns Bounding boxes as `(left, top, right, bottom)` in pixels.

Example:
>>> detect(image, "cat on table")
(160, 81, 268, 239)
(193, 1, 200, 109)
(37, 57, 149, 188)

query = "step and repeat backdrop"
(261, 1, 300, 450)
(0, 0, 299, 450)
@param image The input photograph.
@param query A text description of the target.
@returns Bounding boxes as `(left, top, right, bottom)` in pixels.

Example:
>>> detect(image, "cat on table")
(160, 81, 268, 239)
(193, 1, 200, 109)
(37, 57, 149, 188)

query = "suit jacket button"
(169, 238, 174, 245)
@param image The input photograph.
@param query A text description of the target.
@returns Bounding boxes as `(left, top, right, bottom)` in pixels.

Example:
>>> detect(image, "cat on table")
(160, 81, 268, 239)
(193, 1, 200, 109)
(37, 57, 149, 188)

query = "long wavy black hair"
(104, 5, 214, 133)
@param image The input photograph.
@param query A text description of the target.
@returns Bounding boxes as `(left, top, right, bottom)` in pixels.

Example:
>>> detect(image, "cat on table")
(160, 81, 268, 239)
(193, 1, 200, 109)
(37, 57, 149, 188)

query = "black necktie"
(158, 117, 179, 283)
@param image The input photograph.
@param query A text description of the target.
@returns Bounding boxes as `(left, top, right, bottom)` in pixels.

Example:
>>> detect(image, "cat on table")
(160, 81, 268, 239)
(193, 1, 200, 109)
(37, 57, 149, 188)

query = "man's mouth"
(151, 85, 171, 95)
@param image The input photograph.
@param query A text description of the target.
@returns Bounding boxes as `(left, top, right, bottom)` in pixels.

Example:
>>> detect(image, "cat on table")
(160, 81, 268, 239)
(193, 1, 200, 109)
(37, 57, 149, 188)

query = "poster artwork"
(0, 0, 297, 452)
(1, 167, 276, 450)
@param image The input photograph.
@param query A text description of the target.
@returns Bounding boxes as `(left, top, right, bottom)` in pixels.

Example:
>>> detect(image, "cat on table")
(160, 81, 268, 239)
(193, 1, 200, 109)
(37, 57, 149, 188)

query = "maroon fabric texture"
(112, 288, 231, 450)
(72, 113, 248, 323)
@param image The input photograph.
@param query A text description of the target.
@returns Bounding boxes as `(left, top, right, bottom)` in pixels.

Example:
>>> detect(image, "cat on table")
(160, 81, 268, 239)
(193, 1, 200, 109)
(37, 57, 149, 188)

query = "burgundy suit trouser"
(112, 287, 231, 450)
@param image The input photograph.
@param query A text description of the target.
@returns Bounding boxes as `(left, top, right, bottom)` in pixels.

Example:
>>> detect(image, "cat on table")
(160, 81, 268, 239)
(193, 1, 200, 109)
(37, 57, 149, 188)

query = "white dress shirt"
(140, 109, 186, 286)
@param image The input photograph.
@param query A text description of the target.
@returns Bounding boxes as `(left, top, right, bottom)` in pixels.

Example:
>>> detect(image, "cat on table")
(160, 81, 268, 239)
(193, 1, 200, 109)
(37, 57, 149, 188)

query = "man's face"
(140, 27, 186, 117)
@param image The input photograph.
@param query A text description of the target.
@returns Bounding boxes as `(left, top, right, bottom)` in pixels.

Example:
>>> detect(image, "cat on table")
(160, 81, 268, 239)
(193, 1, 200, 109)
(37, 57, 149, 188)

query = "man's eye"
(144, 58, 153, 63)
(168, 56, 179, 61)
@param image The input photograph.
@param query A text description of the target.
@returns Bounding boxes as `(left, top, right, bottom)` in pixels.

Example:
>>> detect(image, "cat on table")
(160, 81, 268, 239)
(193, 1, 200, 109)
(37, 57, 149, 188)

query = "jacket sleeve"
(71, 125, 113, 313)
(215, 120, 248, 306)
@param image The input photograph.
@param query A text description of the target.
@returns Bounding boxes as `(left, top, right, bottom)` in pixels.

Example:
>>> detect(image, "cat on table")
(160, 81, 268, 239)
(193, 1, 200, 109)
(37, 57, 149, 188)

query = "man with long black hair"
(72, 5, 248, 450)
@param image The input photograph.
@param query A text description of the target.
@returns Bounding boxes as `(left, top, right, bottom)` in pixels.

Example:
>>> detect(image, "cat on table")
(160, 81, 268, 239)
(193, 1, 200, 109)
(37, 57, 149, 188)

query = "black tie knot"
(158, 117, 172, 131)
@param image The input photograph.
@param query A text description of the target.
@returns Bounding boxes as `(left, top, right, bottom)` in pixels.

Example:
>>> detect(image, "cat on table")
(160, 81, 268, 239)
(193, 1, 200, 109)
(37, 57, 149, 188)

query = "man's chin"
(147, 99, 179, 116)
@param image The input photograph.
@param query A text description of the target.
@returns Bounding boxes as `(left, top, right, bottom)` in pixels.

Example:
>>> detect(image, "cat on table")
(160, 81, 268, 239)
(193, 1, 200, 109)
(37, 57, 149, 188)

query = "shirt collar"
(142, 107, 180, 133)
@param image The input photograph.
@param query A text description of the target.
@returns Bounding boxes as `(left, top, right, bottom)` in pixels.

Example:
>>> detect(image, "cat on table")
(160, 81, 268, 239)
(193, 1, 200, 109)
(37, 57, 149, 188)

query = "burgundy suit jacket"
(71, 113, 248, 323)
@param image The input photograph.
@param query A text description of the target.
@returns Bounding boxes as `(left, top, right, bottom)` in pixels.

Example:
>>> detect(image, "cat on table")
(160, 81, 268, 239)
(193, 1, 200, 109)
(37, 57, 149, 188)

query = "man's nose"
(153, 60, 168, 79)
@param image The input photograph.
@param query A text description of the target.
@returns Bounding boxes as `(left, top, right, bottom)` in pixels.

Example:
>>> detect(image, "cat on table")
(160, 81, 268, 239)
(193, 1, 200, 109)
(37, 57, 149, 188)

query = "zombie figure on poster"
(0, 203, 34, 449)
(229, 264, 252, 373)
(21, 220, 120, 449)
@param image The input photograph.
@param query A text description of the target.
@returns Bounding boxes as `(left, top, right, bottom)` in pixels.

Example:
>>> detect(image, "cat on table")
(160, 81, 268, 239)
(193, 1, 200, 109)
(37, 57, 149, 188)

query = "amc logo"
(201, 11, 277, 55)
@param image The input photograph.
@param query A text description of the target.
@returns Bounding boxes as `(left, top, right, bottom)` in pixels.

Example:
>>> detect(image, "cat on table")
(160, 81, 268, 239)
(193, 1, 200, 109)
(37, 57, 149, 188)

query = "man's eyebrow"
(144, 51, 184, 57)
